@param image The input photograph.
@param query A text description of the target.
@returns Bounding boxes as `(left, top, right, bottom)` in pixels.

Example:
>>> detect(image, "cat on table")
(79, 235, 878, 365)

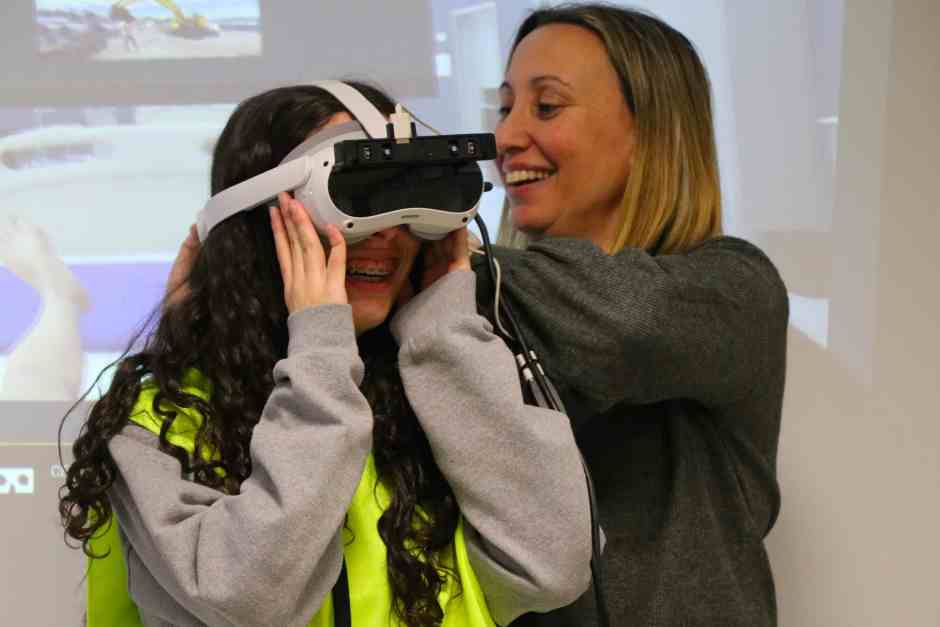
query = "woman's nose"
(495, 108, 528, 157)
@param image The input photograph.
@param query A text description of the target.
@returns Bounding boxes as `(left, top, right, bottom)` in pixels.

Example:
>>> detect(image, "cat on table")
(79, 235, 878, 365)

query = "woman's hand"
(270, 192, 347, 314)
(165, 223, 200, 309)
(419, 227, 471, 291)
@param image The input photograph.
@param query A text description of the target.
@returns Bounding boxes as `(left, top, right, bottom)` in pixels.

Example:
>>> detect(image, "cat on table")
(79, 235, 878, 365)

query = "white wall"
(766, 1, 940, 625)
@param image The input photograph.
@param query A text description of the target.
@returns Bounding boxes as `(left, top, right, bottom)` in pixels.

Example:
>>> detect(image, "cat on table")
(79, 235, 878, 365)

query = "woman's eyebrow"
(500, 75, 574, 93)
(531, 75, 574, 90)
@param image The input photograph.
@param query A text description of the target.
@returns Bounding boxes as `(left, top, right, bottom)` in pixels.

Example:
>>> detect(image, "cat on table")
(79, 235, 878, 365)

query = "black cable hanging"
(473, 214, 611, 627)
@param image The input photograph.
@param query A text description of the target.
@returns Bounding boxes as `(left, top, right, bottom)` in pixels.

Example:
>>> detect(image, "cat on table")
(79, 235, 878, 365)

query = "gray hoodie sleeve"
(107, 304, 372, 627)
(391, 270, 593, 626)
(472, 236, 789, 418)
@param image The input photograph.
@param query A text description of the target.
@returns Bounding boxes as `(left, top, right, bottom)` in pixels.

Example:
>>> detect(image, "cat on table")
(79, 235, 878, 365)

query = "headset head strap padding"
(311, 80, 389, 139)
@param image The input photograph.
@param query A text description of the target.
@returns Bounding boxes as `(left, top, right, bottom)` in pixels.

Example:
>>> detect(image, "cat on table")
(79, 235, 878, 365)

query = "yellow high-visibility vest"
(86, 371, 496, 626)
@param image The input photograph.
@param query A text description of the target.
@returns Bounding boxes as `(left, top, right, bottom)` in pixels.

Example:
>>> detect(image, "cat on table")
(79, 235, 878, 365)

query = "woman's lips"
(505, 173, 553, 200)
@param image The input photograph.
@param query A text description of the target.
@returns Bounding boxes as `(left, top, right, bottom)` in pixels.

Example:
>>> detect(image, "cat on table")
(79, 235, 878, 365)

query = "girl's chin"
(353, 313, 387, 336)
(350, 297, 395, 332)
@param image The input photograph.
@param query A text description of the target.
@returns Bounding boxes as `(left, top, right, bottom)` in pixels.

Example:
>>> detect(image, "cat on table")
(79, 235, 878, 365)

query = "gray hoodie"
(107, 270, 592, 627)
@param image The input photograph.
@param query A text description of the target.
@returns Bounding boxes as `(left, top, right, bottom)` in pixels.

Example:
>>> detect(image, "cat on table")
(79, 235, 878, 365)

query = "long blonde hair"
(498, 4, 722, 255)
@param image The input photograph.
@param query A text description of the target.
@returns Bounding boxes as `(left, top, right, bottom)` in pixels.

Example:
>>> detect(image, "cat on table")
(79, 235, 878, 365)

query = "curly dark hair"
(58, 83, 460, 626)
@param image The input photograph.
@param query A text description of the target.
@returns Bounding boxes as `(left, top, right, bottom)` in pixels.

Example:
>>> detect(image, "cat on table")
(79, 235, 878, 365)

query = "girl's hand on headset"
(270, 192, 347, 314)
(395, 226, 474, 310)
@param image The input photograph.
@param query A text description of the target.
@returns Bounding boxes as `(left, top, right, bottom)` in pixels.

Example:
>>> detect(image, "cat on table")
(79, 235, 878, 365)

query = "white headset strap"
(280, 122, 364, 164)
(196, 158, 309, 241)
(312, 80, 389, 139)
(197, 123, 367, 241)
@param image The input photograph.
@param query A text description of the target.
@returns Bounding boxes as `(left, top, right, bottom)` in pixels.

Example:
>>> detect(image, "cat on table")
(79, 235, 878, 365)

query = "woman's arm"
(391, 270, 593, 626)
(472, 236, 789, 418)
(108, 305, 372, 627)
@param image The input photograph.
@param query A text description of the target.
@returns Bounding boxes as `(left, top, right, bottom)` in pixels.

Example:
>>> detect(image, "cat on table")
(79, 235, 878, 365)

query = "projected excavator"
(109, 0, 220, 39)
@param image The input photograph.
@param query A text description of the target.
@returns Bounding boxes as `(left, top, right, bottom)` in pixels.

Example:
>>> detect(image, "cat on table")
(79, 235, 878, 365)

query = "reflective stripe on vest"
(87, 372, 496, 626)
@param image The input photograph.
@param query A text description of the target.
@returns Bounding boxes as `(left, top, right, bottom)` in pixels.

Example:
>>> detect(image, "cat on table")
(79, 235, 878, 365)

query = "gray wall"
(765, 1, 940, 625)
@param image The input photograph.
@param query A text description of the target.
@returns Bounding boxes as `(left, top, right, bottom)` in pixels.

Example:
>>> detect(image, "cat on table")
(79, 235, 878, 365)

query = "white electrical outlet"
(0, 467, 35, 495)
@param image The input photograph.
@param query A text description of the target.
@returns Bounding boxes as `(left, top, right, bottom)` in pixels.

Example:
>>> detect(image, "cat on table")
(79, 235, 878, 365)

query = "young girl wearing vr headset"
(59, 83, 592, 627)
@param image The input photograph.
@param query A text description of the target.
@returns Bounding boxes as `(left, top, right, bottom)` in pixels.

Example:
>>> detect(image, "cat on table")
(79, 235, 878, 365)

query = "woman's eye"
(536, 103, 560, 117)
(497, 105, 511, 119)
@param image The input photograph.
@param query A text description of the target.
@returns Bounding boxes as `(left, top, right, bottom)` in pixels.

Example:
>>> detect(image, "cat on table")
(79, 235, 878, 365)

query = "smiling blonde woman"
(474, 5, 788, 626)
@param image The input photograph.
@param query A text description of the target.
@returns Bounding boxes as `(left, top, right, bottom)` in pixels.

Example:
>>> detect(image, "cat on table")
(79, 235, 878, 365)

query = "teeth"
(347, 262, 393, 279)
(504, 169, 554, 185)
(347, 273, 386, 283)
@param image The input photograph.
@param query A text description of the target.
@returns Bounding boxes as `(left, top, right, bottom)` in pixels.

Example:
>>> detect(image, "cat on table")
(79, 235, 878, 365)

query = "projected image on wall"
(0, 104, 232, 403)
(35, 0, 261, 61)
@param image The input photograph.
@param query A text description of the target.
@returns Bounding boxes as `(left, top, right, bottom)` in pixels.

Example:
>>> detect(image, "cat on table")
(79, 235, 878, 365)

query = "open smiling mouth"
(346, 261, 395, 283)
(504, 169, 556, 187)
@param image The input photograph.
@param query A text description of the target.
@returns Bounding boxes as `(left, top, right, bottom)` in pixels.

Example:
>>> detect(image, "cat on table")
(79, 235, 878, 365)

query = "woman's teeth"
(504, 169, 555, 185)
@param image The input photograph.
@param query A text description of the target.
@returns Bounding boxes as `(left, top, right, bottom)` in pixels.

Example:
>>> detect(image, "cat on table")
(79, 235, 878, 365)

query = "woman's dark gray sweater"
(472, 235, 789, 627)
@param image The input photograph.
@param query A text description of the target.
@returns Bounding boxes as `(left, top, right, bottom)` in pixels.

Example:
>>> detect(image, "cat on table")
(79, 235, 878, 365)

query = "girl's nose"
(369, 226, 405, 242)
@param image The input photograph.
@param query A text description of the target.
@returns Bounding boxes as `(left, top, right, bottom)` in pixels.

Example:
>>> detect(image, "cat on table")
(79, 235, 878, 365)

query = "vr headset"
(197, 80, 497, 243)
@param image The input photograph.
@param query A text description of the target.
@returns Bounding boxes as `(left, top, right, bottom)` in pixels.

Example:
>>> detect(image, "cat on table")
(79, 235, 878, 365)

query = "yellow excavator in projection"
(110, 0, 220, 39)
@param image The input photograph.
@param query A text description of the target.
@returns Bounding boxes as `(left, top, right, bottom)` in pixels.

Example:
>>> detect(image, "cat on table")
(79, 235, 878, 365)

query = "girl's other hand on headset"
(419, 227, 471, 291)
(270, 192, 347, 314)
